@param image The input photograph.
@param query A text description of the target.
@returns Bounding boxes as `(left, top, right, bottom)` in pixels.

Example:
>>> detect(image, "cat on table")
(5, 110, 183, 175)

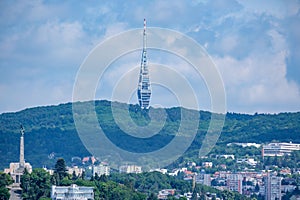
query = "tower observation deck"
(137, 19, 151, 109)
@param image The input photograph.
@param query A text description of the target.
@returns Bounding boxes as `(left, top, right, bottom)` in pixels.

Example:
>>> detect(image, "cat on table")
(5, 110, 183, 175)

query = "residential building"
(237, 158, 258, 167)
(92, 164, 110, 176)
(182, 192, 200, 200)
(227, 173, 243, 194)
(264, 173, 281, 200)
(217, 154, 235, 159)
(168, 169, 179, 176)
(157, 189, 175, 200)
(51, 184, 94, 200)
(119, 165, 142, 174)
(228, 143, 261, 148)
(67, 166, 84, 177)
(150, 168, 168, 174)
(187, 162, 197, 167)
(196, 173, 211, 186)
(205, 193, 220, 200)
(43, 167, 54, 175)
(202, 162, 213, 168)
(262, 142, 300, 157)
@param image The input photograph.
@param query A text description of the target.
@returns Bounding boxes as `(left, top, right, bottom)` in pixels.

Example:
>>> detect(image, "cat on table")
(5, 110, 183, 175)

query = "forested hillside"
(0, 100, 299, 170)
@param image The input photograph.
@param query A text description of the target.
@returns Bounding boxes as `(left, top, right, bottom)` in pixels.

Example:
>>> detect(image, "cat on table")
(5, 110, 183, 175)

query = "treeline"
(263, 151, 300, 169)
(170, 144, 300, 173)
(19, 158, 250, 200)
(0, 100, 300, 169)
(20, 158, 146, 200)
(109, 171, 192, 194)
(109, 172, 250, 200)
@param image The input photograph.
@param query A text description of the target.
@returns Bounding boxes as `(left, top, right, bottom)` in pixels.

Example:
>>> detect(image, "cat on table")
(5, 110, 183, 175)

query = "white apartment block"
(67, 166, 84, 177)
(262, 142, 300, 157)
(51, 184, 94, 200)
(93, 164, 110, 176)
(119, 165, 142, 174)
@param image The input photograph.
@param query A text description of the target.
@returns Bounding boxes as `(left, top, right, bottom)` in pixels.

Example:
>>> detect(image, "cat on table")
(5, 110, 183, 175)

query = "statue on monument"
(20, 124, 24, 136)
(3, 124, 32, 186)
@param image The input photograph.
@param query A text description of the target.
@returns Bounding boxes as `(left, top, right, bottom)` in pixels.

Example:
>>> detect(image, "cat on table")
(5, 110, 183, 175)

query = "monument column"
(19, 125, 25, 168)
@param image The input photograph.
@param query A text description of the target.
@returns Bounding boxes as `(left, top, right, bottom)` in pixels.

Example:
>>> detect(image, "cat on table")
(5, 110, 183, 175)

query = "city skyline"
(0, 1, 299, 114)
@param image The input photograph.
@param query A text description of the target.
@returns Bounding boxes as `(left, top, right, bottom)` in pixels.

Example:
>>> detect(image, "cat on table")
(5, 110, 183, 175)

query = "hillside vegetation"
(0, 100, 299, 169)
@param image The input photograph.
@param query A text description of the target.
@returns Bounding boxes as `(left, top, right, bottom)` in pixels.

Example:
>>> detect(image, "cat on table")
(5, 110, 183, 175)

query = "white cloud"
(36, 21, 84, 45)
(237, 0, 300, 18)
(215, 50, 300, 113)
(219, 34, 239, 54)
(102, 22, 128, 39)
(0, 0, 299, 113)
(0, 78, 73, 113)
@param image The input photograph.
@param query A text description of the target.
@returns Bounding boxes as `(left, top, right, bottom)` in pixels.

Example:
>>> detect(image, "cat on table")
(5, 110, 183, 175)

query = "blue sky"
(0, 0, 299, 114)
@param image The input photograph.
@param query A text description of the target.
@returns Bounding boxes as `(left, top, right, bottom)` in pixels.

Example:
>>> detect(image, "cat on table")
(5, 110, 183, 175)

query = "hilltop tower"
(137, 19, 151, 109)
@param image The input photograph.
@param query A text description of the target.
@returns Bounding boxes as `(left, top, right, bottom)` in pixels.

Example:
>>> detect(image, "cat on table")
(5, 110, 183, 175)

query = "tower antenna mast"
(143, 18, 146, 50)
(137, 19, 151, 109)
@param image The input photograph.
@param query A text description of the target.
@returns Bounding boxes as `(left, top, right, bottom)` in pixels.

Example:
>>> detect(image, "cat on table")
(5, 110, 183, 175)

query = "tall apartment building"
(264, 173, 281, 200)
(227, 173, 243, 194)
(196, 173, 211, 186)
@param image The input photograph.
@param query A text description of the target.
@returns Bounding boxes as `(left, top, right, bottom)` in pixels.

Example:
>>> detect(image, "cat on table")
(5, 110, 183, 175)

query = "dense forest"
(0, 100, 299, 169)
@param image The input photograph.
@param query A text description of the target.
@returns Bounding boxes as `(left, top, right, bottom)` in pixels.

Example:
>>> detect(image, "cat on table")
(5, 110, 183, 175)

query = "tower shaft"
(19, 126, 25, 168)
(137, 19, 151, 109)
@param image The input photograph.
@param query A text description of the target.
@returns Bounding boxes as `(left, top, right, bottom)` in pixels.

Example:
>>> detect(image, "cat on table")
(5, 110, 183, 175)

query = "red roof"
(82, 157, 90, 162)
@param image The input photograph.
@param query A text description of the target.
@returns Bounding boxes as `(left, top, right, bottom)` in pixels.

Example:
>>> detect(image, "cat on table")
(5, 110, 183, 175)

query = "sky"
(0, 0, 300, 114)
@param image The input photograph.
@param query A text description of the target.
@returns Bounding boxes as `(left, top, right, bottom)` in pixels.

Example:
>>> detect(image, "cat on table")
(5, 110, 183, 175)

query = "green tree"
(94, 173, 100, 181)
(0, 187, 11, 200)
(54, 158, 67, 185)
(191, 189, 198, 200)
(0, 172, 13, 187)
(21, 168, 51, 200)
(0, 172, 13, 200)
(20, 168, 30, 196)
(148, 193, 158, 200)
(81, 171, 85, 180)
(72, 171, 77, 181)
(96, 174, 108, 182)
(255, 183, 260, 192)
(61, 176, 72, 186)
(221, 190, 235, 200)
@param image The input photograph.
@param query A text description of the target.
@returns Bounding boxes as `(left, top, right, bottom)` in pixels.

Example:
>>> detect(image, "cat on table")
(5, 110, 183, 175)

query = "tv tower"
(137, 19, 151, 109)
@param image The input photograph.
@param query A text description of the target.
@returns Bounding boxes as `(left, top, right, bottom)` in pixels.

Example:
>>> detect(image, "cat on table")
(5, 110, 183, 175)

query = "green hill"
(0, 100, 299, 170)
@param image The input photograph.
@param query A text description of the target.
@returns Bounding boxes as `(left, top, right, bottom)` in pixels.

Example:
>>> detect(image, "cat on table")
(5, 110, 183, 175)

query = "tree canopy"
(0, 172, 13, 200)
(0, 100, 299, 169)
